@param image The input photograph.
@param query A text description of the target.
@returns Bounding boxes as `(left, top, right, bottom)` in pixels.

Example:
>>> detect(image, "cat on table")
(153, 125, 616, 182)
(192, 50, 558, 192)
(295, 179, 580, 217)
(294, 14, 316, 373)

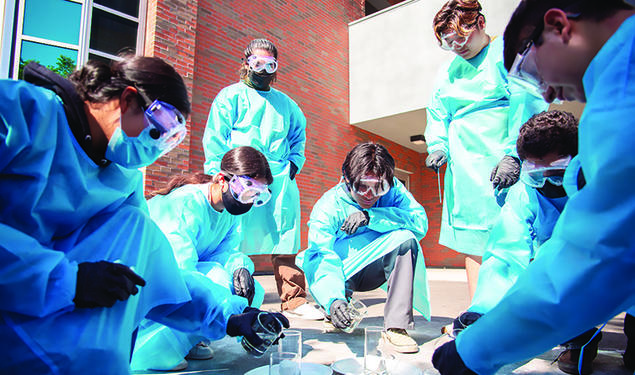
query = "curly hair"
(433, 0, 483, 45)
(517, 110, 578, 160)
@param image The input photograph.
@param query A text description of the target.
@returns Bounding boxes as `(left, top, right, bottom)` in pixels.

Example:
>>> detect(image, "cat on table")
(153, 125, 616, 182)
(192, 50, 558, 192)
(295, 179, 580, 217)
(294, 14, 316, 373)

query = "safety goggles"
(143, 99, 187, 153)
(508, 40, 549, 94)
(227, 174, 272, 207)
(520, 156, 571, 188)
(247, 55, 278, 74)
(439, 18, 479, 51)
(352, 176, 390, 198)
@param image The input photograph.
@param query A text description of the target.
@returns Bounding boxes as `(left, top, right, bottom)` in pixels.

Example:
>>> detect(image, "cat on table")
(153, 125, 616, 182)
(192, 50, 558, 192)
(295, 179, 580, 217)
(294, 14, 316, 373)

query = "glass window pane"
(94, 0, 139, 17)
(90, 8, 138, 56)
(88, 53, 113, 66)
(20, 41, 77, 77)
(23, 0, 81, 45)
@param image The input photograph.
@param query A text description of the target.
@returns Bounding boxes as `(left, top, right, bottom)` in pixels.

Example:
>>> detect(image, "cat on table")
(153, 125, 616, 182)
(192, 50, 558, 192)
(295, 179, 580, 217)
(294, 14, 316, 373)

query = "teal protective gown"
(203, 82, 306, 255)
(469, 182, 567, 314)
(425, 37, 548, 254)
(131, 183, 263, 370)
(456, 16, 635, 374)
(298, 179, 431, 319)
(0, 79, 246, 374)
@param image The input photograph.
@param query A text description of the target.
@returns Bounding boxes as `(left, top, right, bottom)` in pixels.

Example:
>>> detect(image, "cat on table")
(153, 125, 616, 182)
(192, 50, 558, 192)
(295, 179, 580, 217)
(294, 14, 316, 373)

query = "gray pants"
(345, 238, 418, 330)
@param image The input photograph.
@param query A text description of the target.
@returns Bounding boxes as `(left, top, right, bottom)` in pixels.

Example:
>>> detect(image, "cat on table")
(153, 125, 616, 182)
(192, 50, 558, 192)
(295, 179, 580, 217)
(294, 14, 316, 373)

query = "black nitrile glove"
(432, 340, 478, 375)
(289, 161, 298, 180)
(340, 211, 369, 235)
(425, 150, 447, 172)
(452, 311, 483, 336)
(329, 299, 352, 329)
(233, 267, 255, 305)
(490, 155, 521, 190)
(226, 307, 290, 346)
(74, 261, 146, 308)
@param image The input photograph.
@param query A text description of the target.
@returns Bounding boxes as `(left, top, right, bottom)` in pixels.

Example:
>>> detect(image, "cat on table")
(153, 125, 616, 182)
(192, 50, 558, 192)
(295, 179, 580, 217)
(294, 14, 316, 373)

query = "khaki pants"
(272, 254, 308, 310)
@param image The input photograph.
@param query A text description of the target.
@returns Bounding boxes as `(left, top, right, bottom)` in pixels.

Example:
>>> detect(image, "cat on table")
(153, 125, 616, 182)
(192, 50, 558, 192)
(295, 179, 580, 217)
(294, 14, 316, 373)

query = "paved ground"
(134, 268, 630, 375)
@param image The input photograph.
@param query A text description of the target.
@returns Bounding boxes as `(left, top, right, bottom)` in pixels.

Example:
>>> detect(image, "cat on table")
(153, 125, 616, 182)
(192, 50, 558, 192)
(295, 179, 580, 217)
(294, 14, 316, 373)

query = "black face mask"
(537, 180, 567, 199)
(247, 70, 274, 90)
(222, 188, 253, 215)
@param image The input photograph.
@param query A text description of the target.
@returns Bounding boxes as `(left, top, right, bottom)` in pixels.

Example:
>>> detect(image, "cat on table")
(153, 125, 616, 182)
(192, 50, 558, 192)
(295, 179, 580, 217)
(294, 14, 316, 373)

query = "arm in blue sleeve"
(213, 226, 255, 275)
(147, 270, 247, 340)
(203, 88, 234, 174)
(0, 224, 77, 317)
(469, 185, 536, 314)
(455, 104, 635, 374)
(286, 100, 307, 172)
(366, 179, 428, 240)
(303, 196, 347, 312)
(424, 80, 450, 155)
(504, 79, 549, 157)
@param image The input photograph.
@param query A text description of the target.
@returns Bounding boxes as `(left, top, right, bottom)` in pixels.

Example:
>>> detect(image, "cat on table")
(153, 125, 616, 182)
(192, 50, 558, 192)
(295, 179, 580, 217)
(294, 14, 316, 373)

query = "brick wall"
(144, 0, 465, 269)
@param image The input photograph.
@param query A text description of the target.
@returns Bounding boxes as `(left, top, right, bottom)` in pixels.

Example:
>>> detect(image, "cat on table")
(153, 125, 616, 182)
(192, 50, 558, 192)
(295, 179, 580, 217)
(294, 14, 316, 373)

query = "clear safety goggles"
(352, 176, 390, 198)
(143, 100, 187, 153)
(520, 156, 571, 188)
(227, 174, 272, 207)
(247, 55, 278, 74)
(508, 42, 549, 94)
(439, 19, 479, 51)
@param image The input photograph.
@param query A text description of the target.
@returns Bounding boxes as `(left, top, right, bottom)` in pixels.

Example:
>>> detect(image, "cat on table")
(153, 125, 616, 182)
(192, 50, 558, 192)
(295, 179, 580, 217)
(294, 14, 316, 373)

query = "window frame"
(4, 0, 146, 79)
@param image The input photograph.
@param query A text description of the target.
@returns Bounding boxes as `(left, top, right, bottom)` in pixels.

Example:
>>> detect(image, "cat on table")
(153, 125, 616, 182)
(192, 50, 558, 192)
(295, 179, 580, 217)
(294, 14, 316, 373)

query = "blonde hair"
(433, 0, 483, 44)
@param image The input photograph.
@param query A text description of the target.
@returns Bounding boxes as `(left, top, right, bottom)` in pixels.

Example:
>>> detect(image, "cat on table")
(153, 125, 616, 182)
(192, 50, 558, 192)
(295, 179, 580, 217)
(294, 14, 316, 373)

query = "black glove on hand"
(432, 340, 478, 375)
(74, 261, 146, 308)
(452, 311, 483, 335)
(233, 267, 256, 305)
(329, 299, 352, 329)
(425, 150, 447, 172)
(226, 307, 290, 347)
(340, 211, 369, 235)
(490, 155, 521, 190)
(289, 161, 299, 180)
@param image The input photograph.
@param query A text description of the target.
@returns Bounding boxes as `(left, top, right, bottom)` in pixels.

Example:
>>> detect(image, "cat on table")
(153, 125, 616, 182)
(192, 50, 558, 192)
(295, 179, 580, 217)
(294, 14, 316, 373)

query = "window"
(394, 168, 411, 190)
(2, 0, 146, 78)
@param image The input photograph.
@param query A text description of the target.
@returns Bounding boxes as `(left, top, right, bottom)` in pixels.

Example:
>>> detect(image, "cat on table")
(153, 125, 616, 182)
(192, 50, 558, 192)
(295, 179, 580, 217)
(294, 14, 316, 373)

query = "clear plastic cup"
(241, 312, 284, 357)
(364, 326, 387, 375)
(270, 351, 300, 375)
(342, 297, 368, 334)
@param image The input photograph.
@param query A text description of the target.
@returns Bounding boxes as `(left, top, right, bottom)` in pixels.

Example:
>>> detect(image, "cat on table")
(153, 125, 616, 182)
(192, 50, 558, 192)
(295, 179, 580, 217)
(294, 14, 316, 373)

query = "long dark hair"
(69, 54, 190, 116)
(342, 142, 395, 191)
(151, 146, 273, 196)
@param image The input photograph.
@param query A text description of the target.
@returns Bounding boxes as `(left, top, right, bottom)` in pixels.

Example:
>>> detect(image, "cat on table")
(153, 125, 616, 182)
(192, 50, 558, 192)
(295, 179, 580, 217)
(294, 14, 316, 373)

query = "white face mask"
(105, 123, 164, 169)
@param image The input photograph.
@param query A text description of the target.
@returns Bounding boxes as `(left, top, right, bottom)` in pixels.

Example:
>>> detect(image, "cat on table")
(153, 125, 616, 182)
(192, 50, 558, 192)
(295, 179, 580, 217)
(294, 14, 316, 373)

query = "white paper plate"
(245, 362, 332, 375)
(330, 357, 423, 375)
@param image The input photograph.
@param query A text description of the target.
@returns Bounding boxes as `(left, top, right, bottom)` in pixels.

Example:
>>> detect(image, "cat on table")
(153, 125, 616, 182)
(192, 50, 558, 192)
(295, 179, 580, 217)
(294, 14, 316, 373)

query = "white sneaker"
(185, 341, 214, 360)
(283, 303, 324, 320)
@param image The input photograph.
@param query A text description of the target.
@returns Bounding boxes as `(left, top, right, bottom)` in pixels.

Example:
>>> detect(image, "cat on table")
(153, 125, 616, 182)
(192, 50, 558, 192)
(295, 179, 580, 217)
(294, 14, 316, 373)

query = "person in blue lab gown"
(131, 146, 272, 371)
(298, 142, 430, 354)
(425, 0, 549, 302)
(0, 57, 288, 375)
(432, 1, 635, 374)
(203, 39, 322, 320)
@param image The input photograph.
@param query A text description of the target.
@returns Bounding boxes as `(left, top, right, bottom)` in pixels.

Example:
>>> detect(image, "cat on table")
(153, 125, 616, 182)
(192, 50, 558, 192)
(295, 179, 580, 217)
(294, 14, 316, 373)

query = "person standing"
(203, 38, 322, 320)
(432, 1, 635, 374)
(425, 0, 549, 302)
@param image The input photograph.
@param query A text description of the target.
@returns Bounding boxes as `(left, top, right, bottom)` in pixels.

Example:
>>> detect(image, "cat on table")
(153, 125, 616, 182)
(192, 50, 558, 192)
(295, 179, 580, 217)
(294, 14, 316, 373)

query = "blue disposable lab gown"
(0, 79, 247, 374)
(131, 183, 262, 370)
(425, 37, 548, 254)
(298, 179, 431, 319)
(203, 82, 306, 255)
(456, 16, 635, 374)
(469, 183, 567, 314)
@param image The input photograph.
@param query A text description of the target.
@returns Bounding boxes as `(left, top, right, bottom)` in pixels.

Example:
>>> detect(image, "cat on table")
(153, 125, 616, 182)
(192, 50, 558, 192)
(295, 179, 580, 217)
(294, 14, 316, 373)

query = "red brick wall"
(143, 0, 464, 269)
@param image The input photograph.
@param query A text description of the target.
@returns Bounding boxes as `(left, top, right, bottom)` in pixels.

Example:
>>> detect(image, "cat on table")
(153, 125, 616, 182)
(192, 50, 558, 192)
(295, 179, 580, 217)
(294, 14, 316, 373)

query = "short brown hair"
(433, 0, 483, 45)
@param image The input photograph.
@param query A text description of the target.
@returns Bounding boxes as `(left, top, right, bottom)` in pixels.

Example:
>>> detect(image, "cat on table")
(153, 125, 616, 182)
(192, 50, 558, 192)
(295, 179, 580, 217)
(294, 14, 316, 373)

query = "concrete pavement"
(133, 268, 630, 375)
